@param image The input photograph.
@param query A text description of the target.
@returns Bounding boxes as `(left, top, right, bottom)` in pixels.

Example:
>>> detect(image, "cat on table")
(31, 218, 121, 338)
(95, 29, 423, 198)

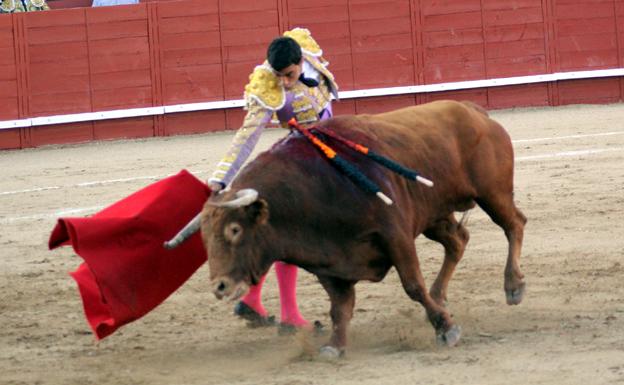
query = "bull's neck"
(266, 220, 329, 268)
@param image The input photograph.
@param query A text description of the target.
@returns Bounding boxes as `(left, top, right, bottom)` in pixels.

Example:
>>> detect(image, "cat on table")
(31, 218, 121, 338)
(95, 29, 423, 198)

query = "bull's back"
(319, 100, 514, 223)
(329, 101, 503, 172)
(238, 100, 513, 234)
(369, 100, 512, 179)
(370, 100, 503, 152)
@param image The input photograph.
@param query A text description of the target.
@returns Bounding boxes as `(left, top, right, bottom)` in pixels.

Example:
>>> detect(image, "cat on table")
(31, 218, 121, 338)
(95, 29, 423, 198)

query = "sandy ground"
(1, 103, 624, 385)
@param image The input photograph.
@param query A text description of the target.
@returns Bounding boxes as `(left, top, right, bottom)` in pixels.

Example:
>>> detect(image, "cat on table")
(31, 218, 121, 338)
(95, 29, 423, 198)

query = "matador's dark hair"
(267, 37, 302, 71)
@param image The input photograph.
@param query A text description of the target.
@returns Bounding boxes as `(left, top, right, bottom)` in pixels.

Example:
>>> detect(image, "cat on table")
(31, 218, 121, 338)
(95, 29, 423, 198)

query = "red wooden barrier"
(555, 0, 622, 104)
(0, 0, 622, 150)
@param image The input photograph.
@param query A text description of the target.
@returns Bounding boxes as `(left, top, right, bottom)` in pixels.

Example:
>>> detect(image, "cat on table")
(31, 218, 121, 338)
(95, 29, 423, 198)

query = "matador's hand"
(208, 181, 225, 193)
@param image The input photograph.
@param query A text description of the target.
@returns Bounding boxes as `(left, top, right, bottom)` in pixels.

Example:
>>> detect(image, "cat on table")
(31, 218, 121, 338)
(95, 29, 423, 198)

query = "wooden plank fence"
(0, 0, 622, 149)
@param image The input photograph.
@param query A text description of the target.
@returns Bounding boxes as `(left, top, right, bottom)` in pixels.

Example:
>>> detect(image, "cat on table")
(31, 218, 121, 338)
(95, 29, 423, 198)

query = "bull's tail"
(460, 100, 489, 116)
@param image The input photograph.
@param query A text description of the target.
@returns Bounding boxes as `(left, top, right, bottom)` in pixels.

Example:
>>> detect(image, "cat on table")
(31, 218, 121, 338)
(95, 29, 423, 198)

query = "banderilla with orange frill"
(287, 118, 433, 206)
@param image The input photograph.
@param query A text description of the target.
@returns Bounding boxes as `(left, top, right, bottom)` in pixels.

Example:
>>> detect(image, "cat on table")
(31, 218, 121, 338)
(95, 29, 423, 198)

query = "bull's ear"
(246, 198, 269, 225)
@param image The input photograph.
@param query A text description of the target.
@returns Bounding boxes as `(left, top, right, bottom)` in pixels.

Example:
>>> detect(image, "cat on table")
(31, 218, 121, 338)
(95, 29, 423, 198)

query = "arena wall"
(0, 0, 622, 149)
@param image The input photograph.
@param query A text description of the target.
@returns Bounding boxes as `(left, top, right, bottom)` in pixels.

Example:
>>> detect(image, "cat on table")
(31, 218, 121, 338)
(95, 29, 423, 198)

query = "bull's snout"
(211, 276, 249, 301)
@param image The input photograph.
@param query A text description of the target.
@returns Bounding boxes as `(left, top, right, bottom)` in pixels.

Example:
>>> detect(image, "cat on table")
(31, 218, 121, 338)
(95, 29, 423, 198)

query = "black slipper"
(233, 301, 276, 328)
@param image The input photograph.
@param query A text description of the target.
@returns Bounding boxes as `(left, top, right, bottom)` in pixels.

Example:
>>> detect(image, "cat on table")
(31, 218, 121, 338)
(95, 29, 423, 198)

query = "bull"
(169, 100, 527, 358)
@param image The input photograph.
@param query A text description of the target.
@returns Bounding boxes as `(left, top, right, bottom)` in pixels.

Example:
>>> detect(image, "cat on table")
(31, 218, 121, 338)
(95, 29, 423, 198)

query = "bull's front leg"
(317, 275, 356, 359)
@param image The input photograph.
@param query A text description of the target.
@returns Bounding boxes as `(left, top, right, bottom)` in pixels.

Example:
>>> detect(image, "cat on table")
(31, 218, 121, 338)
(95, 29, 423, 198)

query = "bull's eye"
(224, 222, 243, 244)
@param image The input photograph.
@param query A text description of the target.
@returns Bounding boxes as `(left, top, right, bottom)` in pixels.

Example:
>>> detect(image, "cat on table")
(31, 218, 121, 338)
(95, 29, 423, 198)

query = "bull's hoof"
(318, 345, 343, 360)
(436, 325, 462, 347)
(505, 282, 526, 305)
(233, 301, 276, 328)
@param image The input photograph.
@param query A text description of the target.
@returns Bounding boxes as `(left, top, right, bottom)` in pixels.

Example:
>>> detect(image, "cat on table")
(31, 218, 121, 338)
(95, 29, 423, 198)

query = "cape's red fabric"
(48, 169, 210, 339)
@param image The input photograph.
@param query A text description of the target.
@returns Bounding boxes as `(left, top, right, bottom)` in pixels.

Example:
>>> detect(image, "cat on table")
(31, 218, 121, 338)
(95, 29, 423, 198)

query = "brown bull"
(199, 100, 526, 358)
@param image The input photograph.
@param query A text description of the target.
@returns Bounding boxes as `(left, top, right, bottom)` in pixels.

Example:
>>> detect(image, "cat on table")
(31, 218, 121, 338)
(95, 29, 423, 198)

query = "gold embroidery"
(0, 0, 16, 12)
(31, 0, 46, 6)
(295, 108, 318, 123)
(283, 28, 322, 57)
(240, 100, 268, 133)
(244, 65, 284, 110)
(291, 99, 309, 110)
(1, 0, 49, 12)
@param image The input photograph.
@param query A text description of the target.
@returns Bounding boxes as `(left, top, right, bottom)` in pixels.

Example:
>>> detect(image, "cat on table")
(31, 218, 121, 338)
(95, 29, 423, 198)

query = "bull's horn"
(209, 188, 259, 208)
(163, 213, 201, 249)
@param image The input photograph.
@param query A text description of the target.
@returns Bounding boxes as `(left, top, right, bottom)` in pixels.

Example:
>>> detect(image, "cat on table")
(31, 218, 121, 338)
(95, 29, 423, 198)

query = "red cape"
(49, 169, 210, 339)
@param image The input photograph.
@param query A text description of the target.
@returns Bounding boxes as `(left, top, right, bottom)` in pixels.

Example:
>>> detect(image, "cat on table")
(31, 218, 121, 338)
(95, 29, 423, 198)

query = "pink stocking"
(240, 273, 268, 317)
(275, 261, 308, 326)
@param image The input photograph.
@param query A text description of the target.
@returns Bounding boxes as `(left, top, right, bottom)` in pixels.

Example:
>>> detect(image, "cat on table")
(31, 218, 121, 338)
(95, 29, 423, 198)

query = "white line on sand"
(2, 132, 624, 223)
(1, 206, 104, 224)
(515, 148, 622, 161)
(3, 131, 624, 197)
(512, 131, 624, 144)
(0, 170, 209, 196)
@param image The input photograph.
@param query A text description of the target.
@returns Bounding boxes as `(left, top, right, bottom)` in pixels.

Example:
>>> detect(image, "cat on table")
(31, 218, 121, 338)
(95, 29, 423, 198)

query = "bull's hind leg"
(317, 276, 356, 359)
(476, 194, 527, 305)
(391, 239, 461, 347)
(424, 214, 470, 307)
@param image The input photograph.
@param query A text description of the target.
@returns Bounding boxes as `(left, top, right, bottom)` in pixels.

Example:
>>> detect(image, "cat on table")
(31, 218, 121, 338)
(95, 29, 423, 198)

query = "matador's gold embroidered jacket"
(0, 0, 49, 13)
(209, 28, 339, 188)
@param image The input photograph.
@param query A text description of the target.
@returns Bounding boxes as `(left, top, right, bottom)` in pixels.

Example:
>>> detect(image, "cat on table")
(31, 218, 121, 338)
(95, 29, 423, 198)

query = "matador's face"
(275, 60, 303, 89)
